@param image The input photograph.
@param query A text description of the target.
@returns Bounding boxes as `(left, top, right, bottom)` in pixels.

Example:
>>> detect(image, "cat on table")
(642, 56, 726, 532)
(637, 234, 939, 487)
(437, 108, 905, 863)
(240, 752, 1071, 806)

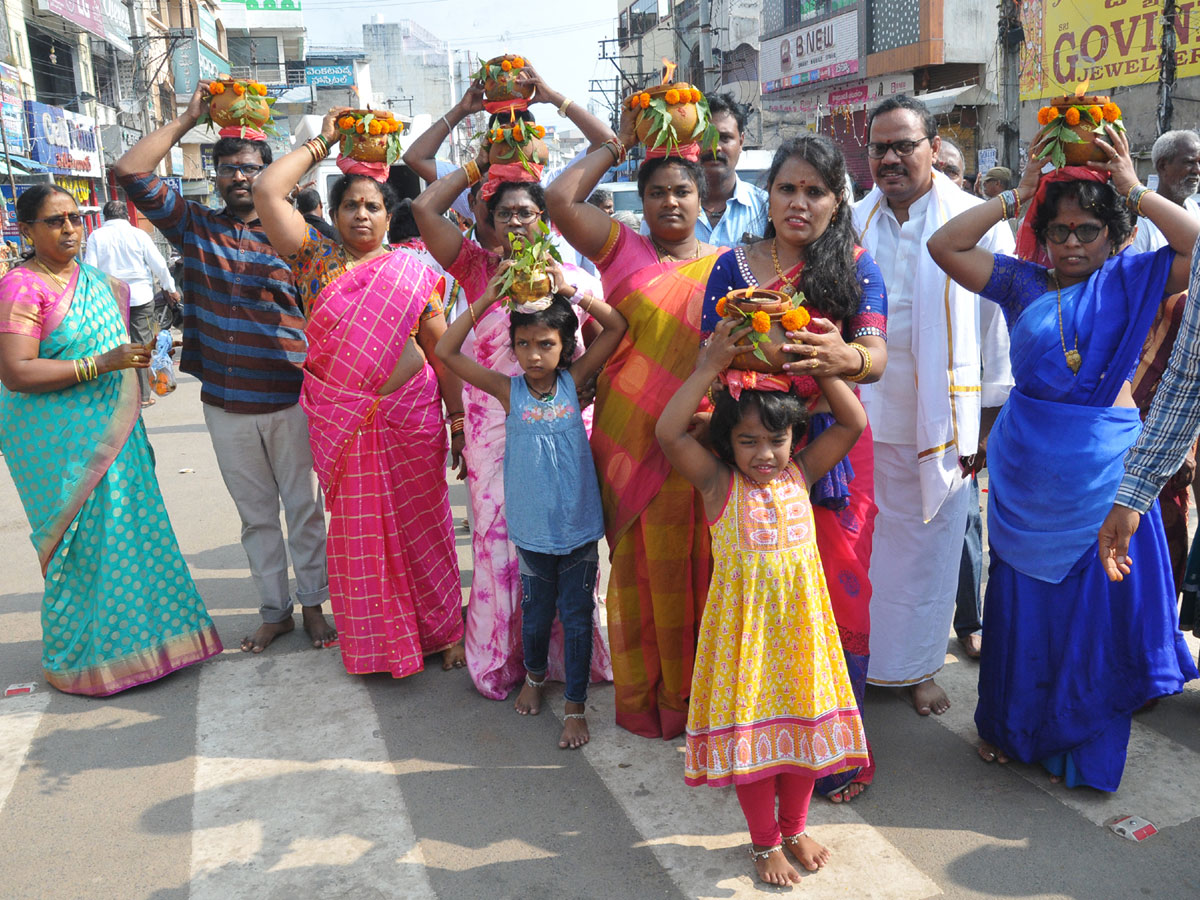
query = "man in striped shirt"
(114, 84, 336, 654)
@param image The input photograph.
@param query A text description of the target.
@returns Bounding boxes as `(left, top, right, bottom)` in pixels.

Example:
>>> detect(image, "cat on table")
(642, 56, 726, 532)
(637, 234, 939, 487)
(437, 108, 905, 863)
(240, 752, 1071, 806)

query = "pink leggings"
(734, 773, 817, 846)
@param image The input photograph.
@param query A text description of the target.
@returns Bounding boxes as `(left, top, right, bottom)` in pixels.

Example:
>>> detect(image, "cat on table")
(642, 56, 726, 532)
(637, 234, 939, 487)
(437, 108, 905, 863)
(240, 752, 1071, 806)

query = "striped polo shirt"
(118, 171, 306, 414)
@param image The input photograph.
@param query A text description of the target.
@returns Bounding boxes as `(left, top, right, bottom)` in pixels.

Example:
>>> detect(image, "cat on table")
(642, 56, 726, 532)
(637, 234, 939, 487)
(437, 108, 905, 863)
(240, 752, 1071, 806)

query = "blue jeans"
(517, 541, 598, 704)
(954, 475, 983, 637)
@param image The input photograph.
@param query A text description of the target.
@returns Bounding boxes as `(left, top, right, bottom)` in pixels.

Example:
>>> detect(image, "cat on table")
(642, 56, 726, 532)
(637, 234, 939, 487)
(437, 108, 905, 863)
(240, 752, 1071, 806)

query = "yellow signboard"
(1020, 0, 1197, 101)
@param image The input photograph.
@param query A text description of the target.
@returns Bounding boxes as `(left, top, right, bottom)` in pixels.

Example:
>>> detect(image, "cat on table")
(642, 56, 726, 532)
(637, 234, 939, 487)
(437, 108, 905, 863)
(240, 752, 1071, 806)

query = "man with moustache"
(641, 92, 767, 247)
(1131, 130, 1200, 252)
(114, 83, 336, 654)
(853, 96, 1014, 716)
(934, 139, 967, 189)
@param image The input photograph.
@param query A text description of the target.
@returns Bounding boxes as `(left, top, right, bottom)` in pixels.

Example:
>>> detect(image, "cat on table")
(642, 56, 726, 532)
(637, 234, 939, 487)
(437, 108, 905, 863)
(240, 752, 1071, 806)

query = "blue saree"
(975, 249, 1198, 791)
(0, 263, 221, 695)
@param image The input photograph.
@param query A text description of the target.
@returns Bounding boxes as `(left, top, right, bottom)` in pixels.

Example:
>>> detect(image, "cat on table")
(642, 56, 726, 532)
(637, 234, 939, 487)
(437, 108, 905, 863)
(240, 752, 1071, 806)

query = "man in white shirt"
(1131, 130, 1200, 252)
(853, 96, 1014, 716)
(84, 200, 178, 407)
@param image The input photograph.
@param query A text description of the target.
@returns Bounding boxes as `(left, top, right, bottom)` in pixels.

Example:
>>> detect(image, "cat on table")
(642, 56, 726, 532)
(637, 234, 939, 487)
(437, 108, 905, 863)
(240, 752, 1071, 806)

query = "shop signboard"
(25, 101, 101, 177)
(0, 63, 26, 154)
(760, 10, 859, 94)
(172, 31, 201, 95)
(33, 0, 130, 53)
(306, 64, 355, 87)
(199, 44, 229, 83)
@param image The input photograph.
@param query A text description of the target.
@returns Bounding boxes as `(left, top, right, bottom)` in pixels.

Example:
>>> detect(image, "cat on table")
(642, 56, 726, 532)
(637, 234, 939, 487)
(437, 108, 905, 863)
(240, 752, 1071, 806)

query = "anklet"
(748, 844, 783, 861)
(525, 674, 545, 688)
(782, 832, 808, 845)
(563, 712, 586, 720)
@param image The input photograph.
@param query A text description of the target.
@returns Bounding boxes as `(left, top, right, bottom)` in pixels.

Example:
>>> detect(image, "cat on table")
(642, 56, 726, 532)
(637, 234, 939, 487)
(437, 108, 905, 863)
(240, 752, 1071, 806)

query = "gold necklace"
(771, 239, 801, 296)
(35, 258, 74, 289)
(653, 240, 700, 262)
(1053, 272, 1082, 375)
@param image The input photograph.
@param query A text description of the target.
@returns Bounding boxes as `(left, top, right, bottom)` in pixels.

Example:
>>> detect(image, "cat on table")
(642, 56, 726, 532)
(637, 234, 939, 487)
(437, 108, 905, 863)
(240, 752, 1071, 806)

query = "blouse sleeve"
(0, 268, 52, 339)
(979, 253, 1050, 322)
(447, 239, 498, 302)
(848, 251, 887, 340)
(701, 247, 746, 334)
(285, 227, 339, 314)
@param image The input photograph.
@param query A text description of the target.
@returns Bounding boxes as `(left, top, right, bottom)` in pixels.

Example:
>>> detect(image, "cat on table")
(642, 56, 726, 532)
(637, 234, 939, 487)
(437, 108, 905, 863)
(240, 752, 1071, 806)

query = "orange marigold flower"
(512, 125, 524, 141)
(534, 125, 546, 138)
(665, 89, 680, 105)
(691, 89, 702, 103)
(338, 116, 354, 129)
(627, 95, 637, 110)
(255, 83, 268, 95)
(512, 56, 525, 68)
(751, 311, 771, 334)
(1036, 107, 1051, 126)
(715, 297, 727, 317)
(208, 81, 225, 95)
(1064, 107, 1081, 126)
(500, 60, 513, 72)
(640, 93, 651, 109)
(1103, 102, 1121, 122)
(1087, 105, 1103, 123)
(368, 120, 382, 135)
(781, 307, 811, 332)
(232, 83, 245, 96)
(355, 121, 365, 133)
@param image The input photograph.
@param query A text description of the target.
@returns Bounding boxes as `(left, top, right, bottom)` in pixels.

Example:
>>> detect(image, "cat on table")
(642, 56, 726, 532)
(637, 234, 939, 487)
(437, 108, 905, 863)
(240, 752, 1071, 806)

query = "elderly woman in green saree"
(0, 185, 221, 695)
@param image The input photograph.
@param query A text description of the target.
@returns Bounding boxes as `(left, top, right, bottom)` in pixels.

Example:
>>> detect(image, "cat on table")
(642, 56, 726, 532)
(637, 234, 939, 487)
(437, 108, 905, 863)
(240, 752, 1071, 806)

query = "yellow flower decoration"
(232, 82, 245, 96)
(500, 60, 513, 72)
(1087, 105, 1103, 123)
(1064, 107, 1081, 126)
(367, 120, 382, 135)
(715, 297, 727, 317)
(1102, 102, 1121, 122)
(781, 307, 811, 332)
(209, 81, 225, 95)
(665, 89, 680, 105)
(512, 56, 525, 68)
(751, 311, 771, 334)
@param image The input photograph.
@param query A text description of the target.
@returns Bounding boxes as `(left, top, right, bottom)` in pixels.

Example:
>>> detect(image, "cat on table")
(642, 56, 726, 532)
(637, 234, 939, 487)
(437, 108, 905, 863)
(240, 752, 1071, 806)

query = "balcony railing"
(230, 64, 287, 85)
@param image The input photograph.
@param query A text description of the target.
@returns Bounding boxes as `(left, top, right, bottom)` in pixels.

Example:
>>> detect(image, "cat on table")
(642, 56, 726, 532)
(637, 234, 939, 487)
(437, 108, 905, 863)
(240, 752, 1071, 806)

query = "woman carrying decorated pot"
(0, 184, 222, 695)
(412, 64, 615, 702)
(926, 121, 1199, 791)
(700, 134, 887, 802)
(252, 107, 468, 680)
(545, 86, 728, 740)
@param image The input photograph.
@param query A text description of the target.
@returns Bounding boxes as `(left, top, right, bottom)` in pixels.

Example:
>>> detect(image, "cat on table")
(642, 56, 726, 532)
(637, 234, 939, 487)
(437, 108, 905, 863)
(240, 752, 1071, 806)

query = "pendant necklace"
(771, 239, 800, 296)
(527, 376, 556, 402)
(654, 240, 700, 262)
(35, 259, 73, 290)
(1053, 272, 1082, 375)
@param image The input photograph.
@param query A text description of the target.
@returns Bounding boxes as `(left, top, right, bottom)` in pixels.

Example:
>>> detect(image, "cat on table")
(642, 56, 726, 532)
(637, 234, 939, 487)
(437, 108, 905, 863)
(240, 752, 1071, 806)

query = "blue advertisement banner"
(25, 101, 100, 176)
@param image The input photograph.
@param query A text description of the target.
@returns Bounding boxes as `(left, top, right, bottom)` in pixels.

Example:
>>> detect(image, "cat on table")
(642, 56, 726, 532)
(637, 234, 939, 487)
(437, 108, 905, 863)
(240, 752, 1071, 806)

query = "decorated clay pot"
(207, 79, 271, 130)
(336, 110, 404, 164)
(508, 272, 552, 304)
(1037, 94, 1110, 165)
(722, 288, 802, 374)
(488, 135, 548, 168)
(629, 83, 703, 149)
(481, 55, 535, 108)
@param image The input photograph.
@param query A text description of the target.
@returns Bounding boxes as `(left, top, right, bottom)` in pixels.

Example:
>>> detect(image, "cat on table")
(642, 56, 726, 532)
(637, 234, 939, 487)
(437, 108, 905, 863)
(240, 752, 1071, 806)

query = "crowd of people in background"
(2, 67, 1200, 887)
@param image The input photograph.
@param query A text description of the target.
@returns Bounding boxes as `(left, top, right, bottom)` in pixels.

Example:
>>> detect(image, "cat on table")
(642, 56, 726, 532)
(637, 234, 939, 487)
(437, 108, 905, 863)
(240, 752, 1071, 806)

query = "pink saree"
(299, 245, 463, 677)
(450, 239, 612, 700)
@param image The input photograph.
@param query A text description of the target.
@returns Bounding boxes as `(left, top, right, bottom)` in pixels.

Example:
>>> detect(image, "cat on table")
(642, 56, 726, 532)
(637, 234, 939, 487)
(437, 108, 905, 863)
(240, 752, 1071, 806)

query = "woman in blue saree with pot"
(927, 127, 1199, 791)
(0, 185, 221, 695)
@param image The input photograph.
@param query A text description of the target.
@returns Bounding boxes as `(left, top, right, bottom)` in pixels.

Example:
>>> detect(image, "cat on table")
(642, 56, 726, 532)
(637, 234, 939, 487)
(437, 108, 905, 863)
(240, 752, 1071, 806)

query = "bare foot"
(977, 741, 1010, 764)
(957, 632, 982, 659)
(905, 679, 951, 716)
(514, 674, 544, 715)
(560, 702, 589, 749)
(441, 640, 466, 670)
(783, 832, 830, 872)
(240, 618, 295, 653)
(750, 845, 801, 886)
(827, 781, 867, 803)
(301, 605, 337, 648)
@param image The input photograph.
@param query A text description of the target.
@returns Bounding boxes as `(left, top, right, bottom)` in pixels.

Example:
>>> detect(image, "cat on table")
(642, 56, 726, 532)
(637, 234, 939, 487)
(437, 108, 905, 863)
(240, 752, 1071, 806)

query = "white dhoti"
(866, 441, 970, 686)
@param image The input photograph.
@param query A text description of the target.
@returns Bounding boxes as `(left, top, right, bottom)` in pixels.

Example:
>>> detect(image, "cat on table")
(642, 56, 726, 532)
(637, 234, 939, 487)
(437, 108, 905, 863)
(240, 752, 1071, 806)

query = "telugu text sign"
(1022, 0, 1200, 100)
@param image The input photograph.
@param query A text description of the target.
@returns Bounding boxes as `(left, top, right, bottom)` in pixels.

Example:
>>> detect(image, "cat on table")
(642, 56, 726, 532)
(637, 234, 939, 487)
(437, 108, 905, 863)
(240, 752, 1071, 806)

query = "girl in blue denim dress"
(436, 262, 627, 748)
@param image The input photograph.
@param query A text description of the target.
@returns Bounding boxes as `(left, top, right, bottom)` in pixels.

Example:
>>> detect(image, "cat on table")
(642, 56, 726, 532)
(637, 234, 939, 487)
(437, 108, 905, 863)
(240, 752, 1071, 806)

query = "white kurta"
(854, 173, 1015, 685)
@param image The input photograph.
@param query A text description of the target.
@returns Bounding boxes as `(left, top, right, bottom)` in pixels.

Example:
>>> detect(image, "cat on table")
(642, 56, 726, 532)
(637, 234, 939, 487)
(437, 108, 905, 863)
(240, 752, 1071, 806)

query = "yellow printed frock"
(684, 462, 869, 786)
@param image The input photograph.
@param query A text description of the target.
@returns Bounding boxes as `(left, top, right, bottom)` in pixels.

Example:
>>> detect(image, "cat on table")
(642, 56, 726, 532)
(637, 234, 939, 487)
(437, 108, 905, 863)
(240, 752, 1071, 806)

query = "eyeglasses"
(1044, 223, 1107, 244)
(28, 213, 83, 228)
(494, 208, 542, 224)
(216, 164, 264, 178)
(866, 137, 931, 159)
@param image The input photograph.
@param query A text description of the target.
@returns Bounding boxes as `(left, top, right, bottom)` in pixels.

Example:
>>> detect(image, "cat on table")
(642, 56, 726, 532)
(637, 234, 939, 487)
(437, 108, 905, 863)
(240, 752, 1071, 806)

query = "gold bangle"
(463, 160, 481, 186)
(846, 343, 872, 382)
(468, 301, 478, 329)
(87, 356, 98, 381)
(72, 358, 83, 383)
(558, 98, 573, 118)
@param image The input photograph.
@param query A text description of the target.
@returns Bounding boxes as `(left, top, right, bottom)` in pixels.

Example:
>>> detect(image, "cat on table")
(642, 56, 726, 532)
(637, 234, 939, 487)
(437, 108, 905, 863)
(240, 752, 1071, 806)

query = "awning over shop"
(916, 85, 998, 116)
(0, 157, 29, 176)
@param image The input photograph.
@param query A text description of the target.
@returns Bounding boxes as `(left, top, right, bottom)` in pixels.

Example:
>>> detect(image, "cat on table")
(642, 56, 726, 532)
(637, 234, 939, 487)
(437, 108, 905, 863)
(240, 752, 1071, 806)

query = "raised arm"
(253, 109, 342, 258)
(655, 319, 742, 517)
(412, 151, 483, 270)
(563, 266, 626, 387)
(115, 83, 207, 177)
(544, 105, 636, 260)
(402, 83, 485, 184)
(519, 66, 616, 151)
(434, 264, 512, 409)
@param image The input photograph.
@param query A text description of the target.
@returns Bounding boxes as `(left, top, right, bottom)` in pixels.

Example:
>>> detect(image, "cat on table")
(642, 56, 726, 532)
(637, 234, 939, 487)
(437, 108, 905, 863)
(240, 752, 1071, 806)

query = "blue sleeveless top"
(504, 369, 605, 554)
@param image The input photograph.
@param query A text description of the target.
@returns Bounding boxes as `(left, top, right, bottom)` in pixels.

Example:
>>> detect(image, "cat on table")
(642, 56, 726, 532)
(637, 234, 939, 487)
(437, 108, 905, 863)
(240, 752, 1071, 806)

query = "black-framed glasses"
(28, 213, 83, 228)
(216, 163, 264, 177)
(866, 137, 931, 159)
(494, 208, 542, 224)
(1044, 223, 1107, 244)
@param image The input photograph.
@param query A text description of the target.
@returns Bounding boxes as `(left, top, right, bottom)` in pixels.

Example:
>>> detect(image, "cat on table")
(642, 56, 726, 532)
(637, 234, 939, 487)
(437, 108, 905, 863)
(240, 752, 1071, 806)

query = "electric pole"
(1158, 0, 1177, 135)
(998, 0, 1022, 174)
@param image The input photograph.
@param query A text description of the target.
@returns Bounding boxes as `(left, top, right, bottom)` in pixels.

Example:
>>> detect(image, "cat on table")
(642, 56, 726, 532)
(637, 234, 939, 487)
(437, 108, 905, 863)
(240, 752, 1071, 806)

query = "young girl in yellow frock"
(656, 318, 870, 886)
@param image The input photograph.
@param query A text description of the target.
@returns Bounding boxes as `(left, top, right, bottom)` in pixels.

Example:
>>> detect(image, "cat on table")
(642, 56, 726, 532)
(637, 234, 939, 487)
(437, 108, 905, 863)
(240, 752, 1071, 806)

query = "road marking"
(0, 693, 49, 814)
(189, 652, 437, 900)
(934, 642, 1200, 828)
(554, 685, 942, 900)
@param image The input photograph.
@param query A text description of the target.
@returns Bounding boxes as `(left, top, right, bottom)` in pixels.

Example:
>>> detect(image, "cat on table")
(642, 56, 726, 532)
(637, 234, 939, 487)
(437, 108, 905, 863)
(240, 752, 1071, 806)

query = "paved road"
(1, 373, 1199, 900)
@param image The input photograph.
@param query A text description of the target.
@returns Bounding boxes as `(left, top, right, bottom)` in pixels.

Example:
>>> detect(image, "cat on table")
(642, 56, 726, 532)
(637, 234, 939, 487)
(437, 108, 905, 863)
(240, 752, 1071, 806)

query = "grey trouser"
(202, 402, 330, 623)
(128, 302, 154, 402)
